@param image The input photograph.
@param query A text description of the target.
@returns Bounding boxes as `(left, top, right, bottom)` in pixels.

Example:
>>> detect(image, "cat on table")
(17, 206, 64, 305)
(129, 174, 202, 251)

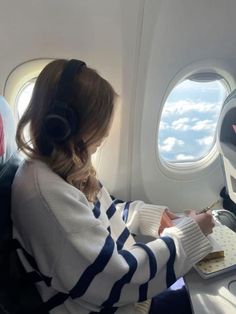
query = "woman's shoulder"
(14, 158, 88, 204)
(12, 158, 96, 233)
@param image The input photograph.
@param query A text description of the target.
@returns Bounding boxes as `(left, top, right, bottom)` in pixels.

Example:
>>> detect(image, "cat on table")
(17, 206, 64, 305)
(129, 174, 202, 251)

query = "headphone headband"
(41, 59, 86, 155)
(55, 59, 86, 102)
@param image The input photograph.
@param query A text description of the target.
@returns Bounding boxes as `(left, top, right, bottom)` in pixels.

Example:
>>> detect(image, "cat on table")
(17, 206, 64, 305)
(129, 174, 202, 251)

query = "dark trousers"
(149, 286, 192, 314)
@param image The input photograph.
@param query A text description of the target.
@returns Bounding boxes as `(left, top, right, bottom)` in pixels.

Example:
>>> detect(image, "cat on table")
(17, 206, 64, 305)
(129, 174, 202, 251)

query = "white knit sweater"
(11, 160, 212, 314)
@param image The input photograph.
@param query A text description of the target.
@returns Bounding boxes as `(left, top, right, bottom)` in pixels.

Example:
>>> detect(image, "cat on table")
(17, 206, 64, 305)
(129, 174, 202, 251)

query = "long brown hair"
(16, 59, 116, 201)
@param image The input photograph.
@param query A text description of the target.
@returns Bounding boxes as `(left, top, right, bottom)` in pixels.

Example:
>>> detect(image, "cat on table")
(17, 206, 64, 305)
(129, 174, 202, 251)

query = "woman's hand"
(187, 210, 215, 236)
(158, 209, 180, 234)
(165, 209, 179, 220)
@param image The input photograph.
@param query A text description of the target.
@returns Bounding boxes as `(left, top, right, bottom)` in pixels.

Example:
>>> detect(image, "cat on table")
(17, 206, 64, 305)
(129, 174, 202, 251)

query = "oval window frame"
(15, 77, 37, 120)
(156, 61, 236, 179)
(4, 58, 53, 119)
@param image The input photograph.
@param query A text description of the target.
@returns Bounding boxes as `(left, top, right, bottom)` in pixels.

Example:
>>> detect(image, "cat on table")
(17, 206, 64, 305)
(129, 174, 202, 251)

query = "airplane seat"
(0, 95, 21, 280)
(0, 95, 21, 233)
(216, 89, 236, 231)
(0, 96, 47, 314)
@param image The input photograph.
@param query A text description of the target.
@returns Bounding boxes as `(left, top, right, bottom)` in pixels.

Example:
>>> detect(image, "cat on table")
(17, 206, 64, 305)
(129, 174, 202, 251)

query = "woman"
(11, 59, 214, 314)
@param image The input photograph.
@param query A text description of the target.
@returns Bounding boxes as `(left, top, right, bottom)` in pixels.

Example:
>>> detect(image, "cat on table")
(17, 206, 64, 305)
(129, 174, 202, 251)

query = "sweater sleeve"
(51, 215, 212, 309)
(101, 186, 166, 238)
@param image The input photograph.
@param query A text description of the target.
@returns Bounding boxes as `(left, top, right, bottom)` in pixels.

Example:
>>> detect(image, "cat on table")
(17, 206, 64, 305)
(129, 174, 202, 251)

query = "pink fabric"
(0, 114, 4, 156)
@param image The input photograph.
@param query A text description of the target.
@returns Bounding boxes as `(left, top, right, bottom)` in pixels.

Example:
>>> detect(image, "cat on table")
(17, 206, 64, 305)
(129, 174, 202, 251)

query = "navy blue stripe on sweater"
(42, 292, 69, 312)
(92, 200, 101, 218)
(69, 234, 115, 299)
(122, 202, 131, 223)
(106, 203, 116, 219)
(161, 236, 176, 287)
(112, 198, 124, 205)
(116, 227, 130, 251)
(111, 199, 131, 222)
(134, 242, 158, 302)
(134, 243, 157, 279)
(102, 250, 138, 308)
(138, 282, 148, 303)
(98, 181, 103, 188)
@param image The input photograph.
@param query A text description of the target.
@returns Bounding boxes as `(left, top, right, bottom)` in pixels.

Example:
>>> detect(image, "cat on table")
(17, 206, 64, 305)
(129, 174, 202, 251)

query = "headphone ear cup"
(44, 101, 78, 142)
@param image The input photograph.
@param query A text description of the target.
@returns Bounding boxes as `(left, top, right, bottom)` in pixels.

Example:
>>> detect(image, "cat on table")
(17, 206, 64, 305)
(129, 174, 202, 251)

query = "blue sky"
(158, 79, 227, 162)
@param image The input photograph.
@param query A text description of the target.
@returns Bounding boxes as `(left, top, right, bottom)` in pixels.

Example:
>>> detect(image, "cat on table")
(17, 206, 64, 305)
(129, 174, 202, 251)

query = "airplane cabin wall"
(0, 0, 144, 201)
(1, 0, 236, 210)
(130, 0, 236, 210)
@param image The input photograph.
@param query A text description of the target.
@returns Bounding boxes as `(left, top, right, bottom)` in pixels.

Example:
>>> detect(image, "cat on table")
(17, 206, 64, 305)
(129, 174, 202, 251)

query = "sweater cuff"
(162, 217, 212, 265)
(139, 205, 166, 238)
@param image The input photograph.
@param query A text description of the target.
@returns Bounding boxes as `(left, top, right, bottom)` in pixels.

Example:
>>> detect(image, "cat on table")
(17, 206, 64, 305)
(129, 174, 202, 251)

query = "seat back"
(0, 97, 22, 313)
(0, 95, 17, 165)
(216, 90, 236, 232)
(0, 97, 49, 314)
(0, 96, 21, 280)
(217, 89, 236, 203)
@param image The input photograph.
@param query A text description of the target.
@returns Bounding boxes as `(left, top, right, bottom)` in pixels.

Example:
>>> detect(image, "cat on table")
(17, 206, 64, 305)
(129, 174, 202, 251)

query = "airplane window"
(16, 78, 36, 119)
(158, 75, 229, 163)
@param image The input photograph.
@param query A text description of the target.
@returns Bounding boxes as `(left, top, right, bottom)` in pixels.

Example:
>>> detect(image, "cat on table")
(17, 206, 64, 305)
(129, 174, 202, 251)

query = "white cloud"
(171, 117, 190, 130)
(159, 121, 170, 130)
(162, 100, 221, 116)
(175, 154, 195, 161)
(159, 137, 184, 152)
(197, 136, 214, 146)
(191, 120, 216, 131)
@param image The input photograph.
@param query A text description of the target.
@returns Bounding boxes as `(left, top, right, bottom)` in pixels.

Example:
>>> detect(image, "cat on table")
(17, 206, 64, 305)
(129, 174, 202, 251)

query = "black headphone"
(43, 59, 86, 144)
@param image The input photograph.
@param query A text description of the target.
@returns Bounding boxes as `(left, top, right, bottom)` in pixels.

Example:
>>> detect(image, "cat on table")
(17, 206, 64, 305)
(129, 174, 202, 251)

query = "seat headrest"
(217, 89, 236, 165)
(217, 89, 236, 203)
(0, 96, 17, 166)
